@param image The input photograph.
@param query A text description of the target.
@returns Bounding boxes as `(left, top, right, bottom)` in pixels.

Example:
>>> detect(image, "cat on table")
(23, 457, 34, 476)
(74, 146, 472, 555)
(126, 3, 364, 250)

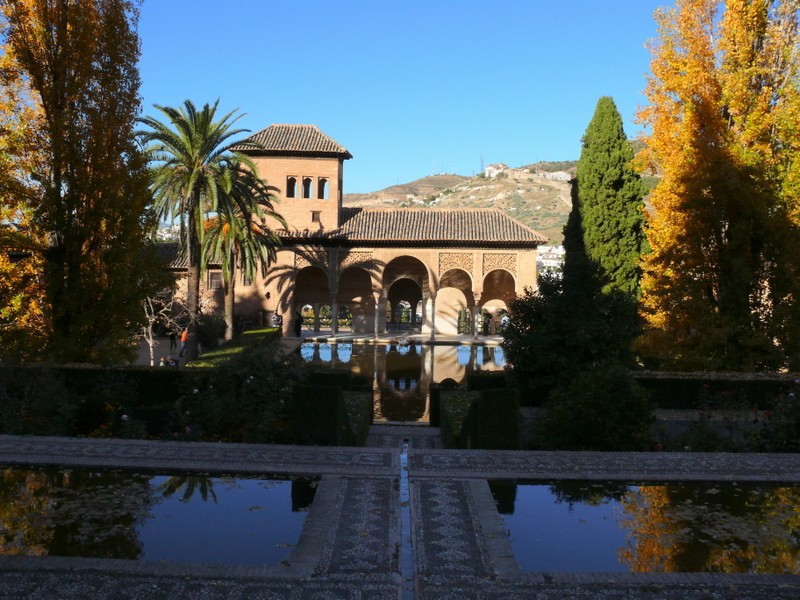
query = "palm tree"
(204, 161, 286, 340)
(139, 100, 258, 360)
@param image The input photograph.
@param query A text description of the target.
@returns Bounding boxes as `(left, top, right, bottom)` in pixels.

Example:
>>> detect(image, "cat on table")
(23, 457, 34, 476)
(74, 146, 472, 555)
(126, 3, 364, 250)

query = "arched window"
(317, 177, 328, 199)
(302, 177, 313, 198)
(286, 176, 297, 198)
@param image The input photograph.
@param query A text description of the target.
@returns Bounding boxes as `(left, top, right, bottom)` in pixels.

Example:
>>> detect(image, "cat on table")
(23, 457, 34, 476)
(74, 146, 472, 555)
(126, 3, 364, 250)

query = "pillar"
(472, 293, 482, 340)
(331, 295, 339, 336)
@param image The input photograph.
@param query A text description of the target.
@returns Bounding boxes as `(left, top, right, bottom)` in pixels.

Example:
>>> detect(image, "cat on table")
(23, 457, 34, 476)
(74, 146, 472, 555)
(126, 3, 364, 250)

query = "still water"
(300, 342, 506, 422)
(491, 480, 800, 574)
(0, 466, 317, 565)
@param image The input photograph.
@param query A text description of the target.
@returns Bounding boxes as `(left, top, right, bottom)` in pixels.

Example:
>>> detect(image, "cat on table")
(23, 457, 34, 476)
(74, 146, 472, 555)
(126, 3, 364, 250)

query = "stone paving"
(1, 429, 800, 599)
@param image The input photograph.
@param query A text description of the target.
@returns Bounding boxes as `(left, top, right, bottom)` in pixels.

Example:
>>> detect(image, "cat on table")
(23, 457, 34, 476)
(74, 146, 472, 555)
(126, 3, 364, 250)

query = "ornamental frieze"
(482, 253, 516, 276)
(439, 252, 473, 276)
(339, 251, 374, 271)
(295, 250, 329, 271)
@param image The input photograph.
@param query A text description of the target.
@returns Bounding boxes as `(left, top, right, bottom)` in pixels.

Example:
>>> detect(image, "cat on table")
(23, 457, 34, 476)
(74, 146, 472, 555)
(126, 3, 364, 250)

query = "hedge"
(466, 370, 508, 391)
(439, 390, 480, 449)
(439, 387, 520, 449)
(292, 384, 354, 446)
(633, 372, 799, 410)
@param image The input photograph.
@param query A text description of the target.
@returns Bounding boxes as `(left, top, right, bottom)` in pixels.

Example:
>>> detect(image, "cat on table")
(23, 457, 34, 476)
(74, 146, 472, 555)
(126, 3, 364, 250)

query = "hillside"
(344, 164, 575, 244)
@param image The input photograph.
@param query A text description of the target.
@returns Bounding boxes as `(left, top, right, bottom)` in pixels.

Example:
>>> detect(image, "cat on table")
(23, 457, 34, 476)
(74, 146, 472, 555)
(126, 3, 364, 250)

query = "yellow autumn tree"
(1, 0, 163, 363)
(637, 0, 800, 371)
(0, 10, 47, 359)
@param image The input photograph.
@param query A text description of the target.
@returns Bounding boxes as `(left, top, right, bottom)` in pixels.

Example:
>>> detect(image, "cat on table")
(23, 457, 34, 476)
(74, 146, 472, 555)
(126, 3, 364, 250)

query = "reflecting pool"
(300, 342, 506, 422)
(490, 480, 800, 574)
(0, 466, 317, 565)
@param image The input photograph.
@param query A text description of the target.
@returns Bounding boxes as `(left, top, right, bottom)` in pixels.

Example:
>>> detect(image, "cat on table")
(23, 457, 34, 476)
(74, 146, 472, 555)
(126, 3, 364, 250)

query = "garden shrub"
(0, 366, 74, 436)
(342, 390, 373, 446)
(197, 313, 226, 351)
(633, 372, 795, 410)
(537, 361, 653, 451)
(746, 390, 800, 452)
(292, 384, 352, 446)
(305, 368, 351, 390)
(174, 337, 306, 443)
(462, 388, 520, 450)
(439, 389, 479, 449)
(429, 384, 442, 427)
(466, 370, 507, 391)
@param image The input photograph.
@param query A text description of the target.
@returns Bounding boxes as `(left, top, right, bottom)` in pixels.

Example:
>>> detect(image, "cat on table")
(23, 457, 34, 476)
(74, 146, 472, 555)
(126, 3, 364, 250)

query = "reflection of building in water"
(301, 342, 504, 423)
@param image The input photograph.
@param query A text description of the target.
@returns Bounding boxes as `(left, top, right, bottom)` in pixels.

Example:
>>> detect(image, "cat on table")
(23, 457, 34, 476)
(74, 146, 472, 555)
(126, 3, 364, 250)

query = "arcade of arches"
(212, 123, 546, 334)
(257, 247, 534, 338)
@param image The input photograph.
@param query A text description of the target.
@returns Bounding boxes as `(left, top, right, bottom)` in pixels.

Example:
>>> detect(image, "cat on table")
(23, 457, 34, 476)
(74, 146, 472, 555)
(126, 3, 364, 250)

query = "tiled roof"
(155, 242, 222, 269)
(232, 124, 352, 159)
(280, 207, 548, 248)
(154, 242, 185, 268)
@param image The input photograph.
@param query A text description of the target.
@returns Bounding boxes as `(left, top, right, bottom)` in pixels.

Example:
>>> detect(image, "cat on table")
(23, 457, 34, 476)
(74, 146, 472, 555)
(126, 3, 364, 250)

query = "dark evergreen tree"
(501, 180, 650, 450)
(576, 96, 645, 298)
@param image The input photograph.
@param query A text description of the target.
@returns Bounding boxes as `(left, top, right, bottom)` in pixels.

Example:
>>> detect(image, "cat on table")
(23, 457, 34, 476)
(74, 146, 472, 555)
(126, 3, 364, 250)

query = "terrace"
(1, 428, 799, 598)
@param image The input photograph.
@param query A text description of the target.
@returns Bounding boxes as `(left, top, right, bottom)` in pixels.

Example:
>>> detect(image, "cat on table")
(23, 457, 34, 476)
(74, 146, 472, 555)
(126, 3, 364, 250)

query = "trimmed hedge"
(342, 390, 373, 446)
(305, 368, 352, 390)
(439, 387, 520, 449)
(0, 364, 201, 437)
(465, 388, 521, 450)
(292, 384, 353, 446)
(466, 370, 508, 391)
(429, 385, 442, 427)
(439, 390, 480, 449)
(633, 372, 799, 410)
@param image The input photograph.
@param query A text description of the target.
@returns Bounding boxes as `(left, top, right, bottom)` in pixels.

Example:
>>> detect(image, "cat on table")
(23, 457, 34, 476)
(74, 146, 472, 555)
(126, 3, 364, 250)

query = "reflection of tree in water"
(550, 481, 631, 509)
(488, 481, 518, 515)
(159, 474, 218, 503)
(618, 484, 800, 574)
(0, 467, 152, 559)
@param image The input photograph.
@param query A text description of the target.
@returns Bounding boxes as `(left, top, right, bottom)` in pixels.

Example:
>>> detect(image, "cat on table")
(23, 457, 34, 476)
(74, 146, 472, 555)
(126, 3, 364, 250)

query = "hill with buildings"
(344, 162, 576, 244)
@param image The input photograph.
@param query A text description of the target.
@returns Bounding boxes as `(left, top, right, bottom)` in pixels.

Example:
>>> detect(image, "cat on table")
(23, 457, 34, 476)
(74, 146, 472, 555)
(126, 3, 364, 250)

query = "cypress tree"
(575, 96, 645, 298)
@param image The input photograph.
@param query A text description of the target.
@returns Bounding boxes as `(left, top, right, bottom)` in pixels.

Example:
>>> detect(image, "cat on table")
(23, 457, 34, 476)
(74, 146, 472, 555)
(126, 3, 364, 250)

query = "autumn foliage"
(638, 0, 800, 371)
(0, 0, 162, 363)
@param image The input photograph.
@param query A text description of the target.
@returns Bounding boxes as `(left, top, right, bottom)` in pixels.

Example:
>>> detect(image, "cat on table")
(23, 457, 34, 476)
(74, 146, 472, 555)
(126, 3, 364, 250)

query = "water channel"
(299, 341, 506, 422)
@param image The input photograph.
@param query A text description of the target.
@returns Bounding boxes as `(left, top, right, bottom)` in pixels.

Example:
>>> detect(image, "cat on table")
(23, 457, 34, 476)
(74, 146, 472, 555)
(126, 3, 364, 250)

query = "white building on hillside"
(536, 170, 572, 181)
(484, 163, 509, 178)
(536, 245, 565, 274)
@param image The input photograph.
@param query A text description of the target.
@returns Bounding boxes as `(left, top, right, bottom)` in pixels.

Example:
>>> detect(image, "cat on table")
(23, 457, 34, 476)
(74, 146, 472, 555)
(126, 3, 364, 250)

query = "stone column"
(472, 293, 482, 340)
(373, 292, 381, 339)
(377, 291, 388, 335)
(331, 295, 339, 336)
(428, 291, 437, 341)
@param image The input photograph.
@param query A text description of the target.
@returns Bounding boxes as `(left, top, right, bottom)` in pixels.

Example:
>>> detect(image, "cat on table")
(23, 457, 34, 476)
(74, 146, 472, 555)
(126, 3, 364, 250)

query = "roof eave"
(233, 148, 353, 160)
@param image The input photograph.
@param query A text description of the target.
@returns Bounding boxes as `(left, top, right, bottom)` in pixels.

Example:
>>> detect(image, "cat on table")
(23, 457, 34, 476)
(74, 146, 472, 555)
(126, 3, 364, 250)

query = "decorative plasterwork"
(340, 251, 374, 271)
(482, 253, 516, 276)
(439, 252, 473, 276)
(295, 249, 329, 271)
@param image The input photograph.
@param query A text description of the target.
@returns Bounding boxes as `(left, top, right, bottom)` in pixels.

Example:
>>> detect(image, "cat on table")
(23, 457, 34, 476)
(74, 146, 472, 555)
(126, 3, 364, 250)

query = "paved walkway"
(1, 429, 799, 598)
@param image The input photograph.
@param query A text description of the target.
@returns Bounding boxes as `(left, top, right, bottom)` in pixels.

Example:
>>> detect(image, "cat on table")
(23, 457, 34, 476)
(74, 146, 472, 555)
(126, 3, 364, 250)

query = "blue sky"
(137, 0, 665, 193)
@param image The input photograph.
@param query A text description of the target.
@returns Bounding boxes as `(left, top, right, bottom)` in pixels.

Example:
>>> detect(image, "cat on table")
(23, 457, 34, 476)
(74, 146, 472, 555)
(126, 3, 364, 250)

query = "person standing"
(179, 327, 189, 357)
(169, 328, 177, 353)
(294, 311, 303, 337)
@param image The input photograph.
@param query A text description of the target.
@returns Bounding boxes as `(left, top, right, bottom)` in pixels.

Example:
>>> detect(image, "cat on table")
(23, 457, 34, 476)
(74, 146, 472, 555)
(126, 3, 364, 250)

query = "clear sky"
(137, 0, 666, 193)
